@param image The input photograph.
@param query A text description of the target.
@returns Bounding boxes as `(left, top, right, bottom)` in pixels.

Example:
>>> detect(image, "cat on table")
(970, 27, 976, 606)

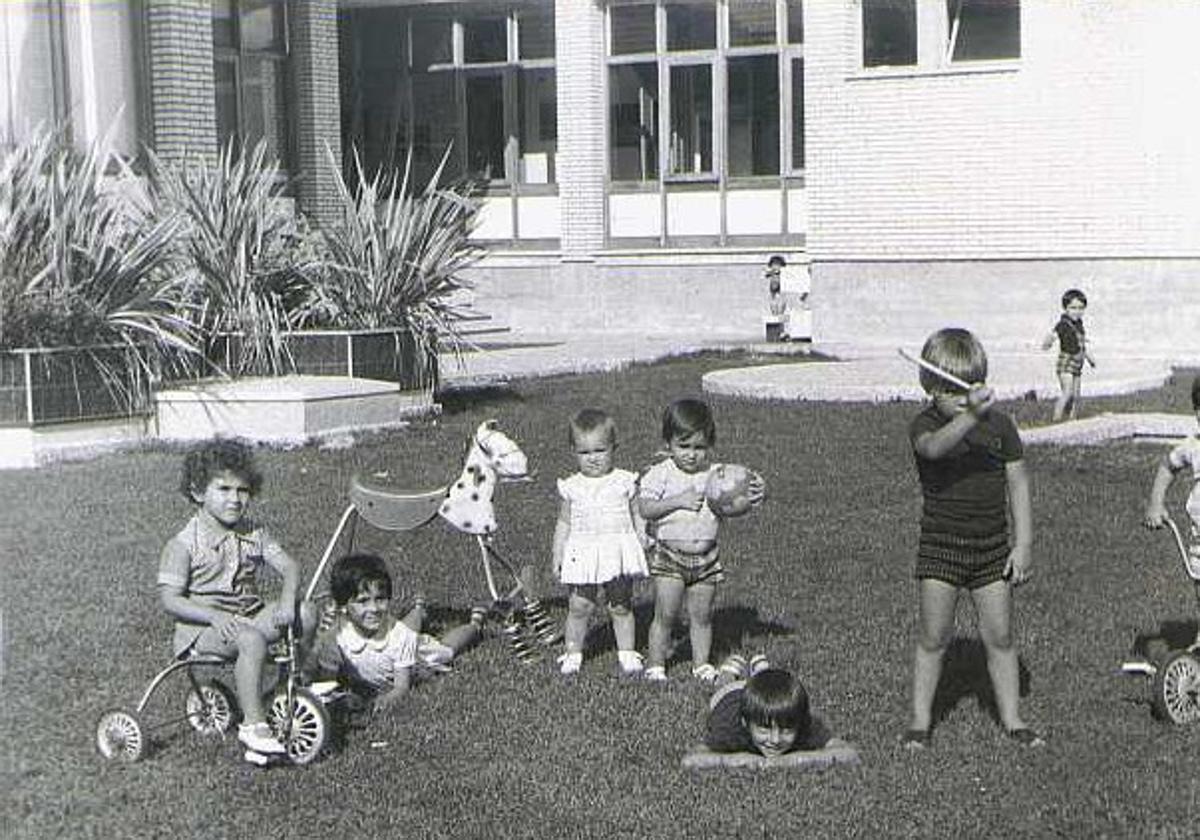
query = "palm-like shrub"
(145, 140, 320, 378)
(310, 146, 484, 386)
(0, 128, 196, 409)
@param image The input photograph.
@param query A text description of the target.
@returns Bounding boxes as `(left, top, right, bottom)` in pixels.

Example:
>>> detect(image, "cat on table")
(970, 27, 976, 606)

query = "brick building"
(5, 1, 1200, 353)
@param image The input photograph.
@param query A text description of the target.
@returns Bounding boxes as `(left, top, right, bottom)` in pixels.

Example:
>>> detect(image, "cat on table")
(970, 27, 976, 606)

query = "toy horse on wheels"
(307, 421, 559, 662)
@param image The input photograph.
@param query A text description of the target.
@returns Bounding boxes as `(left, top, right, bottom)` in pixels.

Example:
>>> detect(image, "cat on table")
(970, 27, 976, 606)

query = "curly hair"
(179, 438, 263, 501)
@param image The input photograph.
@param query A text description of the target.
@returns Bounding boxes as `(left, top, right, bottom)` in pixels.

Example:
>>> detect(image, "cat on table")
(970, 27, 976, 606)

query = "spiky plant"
(145, 140, 320, 378)
(308, 145, 485, 389)
(0, 127, 198, 414)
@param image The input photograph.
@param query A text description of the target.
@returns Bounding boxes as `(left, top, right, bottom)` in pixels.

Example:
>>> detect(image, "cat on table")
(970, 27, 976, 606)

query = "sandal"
(1006, 728, 1046, 748)
(902, 729, 930, 750)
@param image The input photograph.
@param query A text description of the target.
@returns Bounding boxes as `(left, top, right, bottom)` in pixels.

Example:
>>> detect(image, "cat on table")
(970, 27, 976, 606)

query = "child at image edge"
(158, 439, 317, 757)
(906, 328, 1043, 749)
(640, 398, 764, 683)
(1041, 288, 1095, 422)
(553, 409, 649, 675)
(1144, 377, 1200, 648)
(307, 553, 483, 712)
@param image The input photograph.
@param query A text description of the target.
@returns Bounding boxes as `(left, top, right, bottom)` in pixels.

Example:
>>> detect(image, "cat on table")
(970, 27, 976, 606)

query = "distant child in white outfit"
(1145, 376, 1200, 646)
(553, 408, 649, 676)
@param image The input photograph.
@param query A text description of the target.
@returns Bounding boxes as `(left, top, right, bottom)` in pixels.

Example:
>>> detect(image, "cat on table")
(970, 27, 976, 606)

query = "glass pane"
(948, 0, 1020, 61)
(611, 4, 656, 55)
(519, 8, 555, 60)
(465, 74, 506, 179)
(668, 63, 712, 175)
(791, 58, 804, 169)
(240, 0, 285, 52)
(666, 1, 716, 51)
(727, 55, 778, 177)
(212, 0, 235, 49)
(519, 69, 556, 184)
(412, 19, 452, 69)
(240, 56, 290, 171)
(730, 0, 776, 48)
(788, 0, 804, 43)
(862, 0, 917, 67)
(411, 71, 461, 186)
(214, 59, 238, 149)
(340, 8, 408, 181)
(609, 63, 658, 180)
(464, 17, 508, 63)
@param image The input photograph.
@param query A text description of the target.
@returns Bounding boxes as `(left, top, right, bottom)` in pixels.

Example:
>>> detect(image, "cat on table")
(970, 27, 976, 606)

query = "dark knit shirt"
(909, 406, 1024, 539)
(704, 681, 829, 753)
(1054, 315, 1085, 355)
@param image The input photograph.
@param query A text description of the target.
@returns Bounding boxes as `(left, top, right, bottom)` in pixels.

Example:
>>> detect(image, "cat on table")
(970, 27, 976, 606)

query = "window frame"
(854, 0, 1020, 77)
(604, 0, 806, 189)
(212, 0, 291, 175)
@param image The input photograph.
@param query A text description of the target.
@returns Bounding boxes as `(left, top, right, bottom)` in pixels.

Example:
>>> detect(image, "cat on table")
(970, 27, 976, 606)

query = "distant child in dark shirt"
(1041, 288, 1095, 421)
(906, 328, 1042, 749)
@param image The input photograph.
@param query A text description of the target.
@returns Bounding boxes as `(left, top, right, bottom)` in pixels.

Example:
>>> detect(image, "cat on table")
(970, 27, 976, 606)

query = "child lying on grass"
(682, 656, 860, 770)
(306, 553, 484, 714)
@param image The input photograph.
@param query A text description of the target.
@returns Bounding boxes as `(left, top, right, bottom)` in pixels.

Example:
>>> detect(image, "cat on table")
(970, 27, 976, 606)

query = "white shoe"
(643, 665, 667, 682)
(692, 663, 719, 684)
(238, 722, 287, 755)
(617, 650, 644, 675)
(243, 749, 271, 766)
(558, 651, 583, 675)
(748, 654, 772, 676)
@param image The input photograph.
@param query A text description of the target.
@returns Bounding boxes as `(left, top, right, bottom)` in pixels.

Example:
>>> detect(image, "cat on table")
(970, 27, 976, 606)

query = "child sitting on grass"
(1144, 376, 1200, 647)
(639, 398, 764, 683)
(553, 408, 649, 676)
(307, 554, 484, 714)
(158, 439, 317, 758)
(905, 328, 1041, 750)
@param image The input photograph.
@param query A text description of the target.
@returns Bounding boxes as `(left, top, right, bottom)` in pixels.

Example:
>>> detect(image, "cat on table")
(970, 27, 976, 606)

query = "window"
(213, 0, 291, 173)
(861, 0, 1020, 70)
(946, 0, 1019, 61)
(392, 7, 557, 187)
(605, 0, 805, 183)
(666, 1, 716, 51)
(669, 64, 713, 176)
(730, 0, 777, 48)
(609, 63, 659, 180)
(862, 0, 917, 67)
(727, 55, 778, 177)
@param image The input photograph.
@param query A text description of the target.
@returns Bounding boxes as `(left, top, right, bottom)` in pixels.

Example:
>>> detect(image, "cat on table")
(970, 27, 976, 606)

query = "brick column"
(289, 0, 342, 230)
(555, 0, 606, 260)
(144, 0, 217, 165)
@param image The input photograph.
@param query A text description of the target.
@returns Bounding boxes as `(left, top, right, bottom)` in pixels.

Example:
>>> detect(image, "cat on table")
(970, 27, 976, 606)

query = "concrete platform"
(1020, 412, 1197, 446)
(701, 351, 1174, 403)
(0, 415, 153, 469)
(156, 376, 436, 443)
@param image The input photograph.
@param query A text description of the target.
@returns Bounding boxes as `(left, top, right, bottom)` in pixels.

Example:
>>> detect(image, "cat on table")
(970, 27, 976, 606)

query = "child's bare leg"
(972, 581, 1026, 731)
(647, 576, 685, 668)
(910, 579, 958, 732)
(605, 578, 637, 653)
(685, 582, 717, 668)
(1068, 374, 1082, 420)
(439, 620, 482, 656)
(1052, 372, 1074, 421)
(234, 626, 271, 725)
(564, 585, 597, 654)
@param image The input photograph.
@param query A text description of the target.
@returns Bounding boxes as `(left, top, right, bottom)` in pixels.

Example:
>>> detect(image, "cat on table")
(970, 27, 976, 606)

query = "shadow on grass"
(437, 385, 526, 415)
(930, 637, 1034, 729)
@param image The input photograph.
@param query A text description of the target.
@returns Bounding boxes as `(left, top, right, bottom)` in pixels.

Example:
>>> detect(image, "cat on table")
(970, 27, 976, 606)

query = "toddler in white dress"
(553, 409, 649, 675)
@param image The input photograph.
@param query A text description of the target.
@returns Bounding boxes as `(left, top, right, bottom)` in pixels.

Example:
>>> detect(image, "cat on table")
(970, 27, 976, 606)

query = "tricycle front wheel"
(1153, 650, 1200, 724)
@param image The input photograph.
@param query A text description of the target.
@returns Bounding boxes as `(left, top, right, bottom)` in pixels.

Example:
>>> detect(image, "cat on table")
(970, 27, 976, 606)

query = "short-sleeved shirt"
(639, 459, 720, 544)
(704, 681, 828, 753)
(1054, 315, 1085, 355)
(909, 406, 1024, 539)
(157, 513, 286, 656)
(1167, 436, 1200, 526)
(311, 617, 418, 693)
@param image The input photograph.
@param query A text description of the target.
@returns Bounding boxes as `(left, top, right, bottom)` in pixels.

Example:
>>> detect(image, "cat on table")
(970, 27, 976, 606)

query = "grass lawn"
(4, 354, 1200, 840)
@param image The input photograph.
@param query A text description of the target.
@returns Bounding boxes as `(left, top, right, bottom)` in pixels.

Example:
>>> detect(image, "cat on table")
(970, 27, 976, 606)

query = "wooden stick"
(897, 348, 973, 391)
